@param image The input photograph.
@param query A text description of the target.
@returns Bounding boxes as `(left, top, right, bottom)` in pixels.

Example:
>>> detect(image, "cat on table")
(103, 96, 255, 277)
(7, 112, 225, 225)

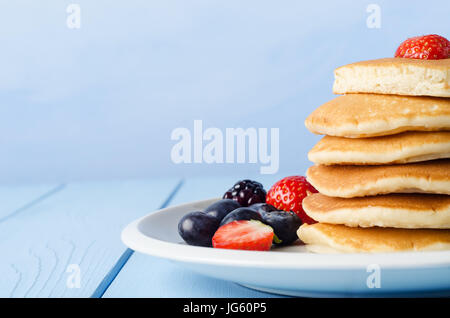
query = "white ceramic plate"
(122, 198, 450, 297)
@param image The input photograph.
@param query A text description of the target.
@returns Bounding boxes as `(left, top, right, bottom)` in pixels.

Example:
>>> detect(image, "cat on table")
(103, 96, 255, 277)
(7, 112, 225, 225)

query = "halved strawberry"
(266, 176, 318, 224)
(395, 34, 450, 60)
(212, 220, 273, 251)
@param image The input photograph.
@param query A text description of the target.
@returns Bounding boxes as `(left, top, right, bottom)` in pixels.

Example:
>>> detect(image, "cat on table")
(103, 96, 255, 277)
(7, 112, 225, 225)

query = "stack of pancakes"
(297, 57, 450, 253)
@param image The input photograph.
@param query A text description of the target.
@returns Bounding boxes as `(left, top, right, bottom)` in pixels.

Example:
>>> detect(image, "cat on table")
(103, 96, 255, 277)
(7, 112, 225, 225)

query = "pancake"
(297, 223, 450, 253)
(305, 94, 450, 138)
(302, 193, 450, 229)
(333, 58, 450, 97)
(308, 131, 450, 165)
(306, 160, 450, 198)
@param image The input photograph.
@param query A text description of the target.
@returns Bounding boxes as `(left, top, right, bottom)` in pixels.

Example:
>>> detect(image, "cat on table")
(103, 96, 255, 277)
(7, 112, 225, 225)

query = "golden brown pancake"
(302, 193, 450, 229)
(305, 94, 450, 138)
(308, 131, 450, 165)
(333, 58, 450, 97)
(297, 223, 450, 253)
(306, 160, 450, 198)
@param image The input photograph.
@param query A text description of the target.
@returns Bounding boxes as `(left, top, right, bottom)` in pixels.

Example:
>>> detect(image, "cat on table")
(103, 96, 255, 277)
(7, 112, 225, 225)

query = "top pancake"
(308, 131, 450, 165)
(297, 223, 450, 253)
(305, 93, 450, 138)
(333, 58, 450, 97)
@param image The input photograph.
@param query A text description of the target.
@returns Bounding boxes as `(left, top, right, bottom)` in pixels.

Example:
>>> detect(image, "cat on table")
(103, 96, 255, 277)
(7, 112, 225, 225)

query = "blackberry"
(223, 179, 266, 207)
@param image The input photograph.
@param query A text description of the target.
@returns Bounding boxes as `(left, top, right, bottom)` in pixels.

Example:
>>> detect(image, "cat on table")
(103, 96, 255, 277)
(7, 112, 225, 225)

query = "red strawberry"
(212, 220, 273, 251)
(395, 34, 450, 60)
(266, 176, 318, 224)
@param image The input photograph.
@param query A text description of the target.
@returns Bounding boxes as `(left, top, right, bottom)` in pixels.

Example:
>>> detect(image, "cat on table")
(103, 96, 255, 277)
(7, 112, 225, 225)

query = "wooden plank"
(90, 180, 184, 298)
(0, 178, 181, 297)
(0, 183, 63, 221)
(103, 252, 283, 298)
(103, 175, 285, 297)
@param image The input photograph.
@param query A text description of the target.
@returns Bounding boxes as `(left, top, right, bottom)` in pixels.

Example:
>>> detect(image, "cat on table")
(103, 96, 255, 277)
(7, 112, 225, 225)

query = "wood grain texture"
(0, 179, 180, 297)
(103, 175, 284, 297)
(0, 183, 62, 221)
(103, 253, 282, 298)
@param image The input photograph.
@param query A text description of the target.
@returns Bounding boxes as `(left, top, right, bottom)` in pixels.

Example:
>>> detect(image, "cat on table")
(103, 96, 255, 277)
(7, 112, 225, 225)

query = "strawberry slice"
(212, 220, 274, 251)
(395, 34, 450, 60)
(266, 176, 318, 224)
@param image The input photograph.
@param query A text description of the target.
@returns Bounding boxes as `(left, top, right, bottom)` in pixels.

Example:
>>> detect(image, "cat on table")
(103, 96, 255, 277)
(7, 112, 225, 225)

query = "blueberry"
(223, 180, 266, 206)
(261, 210, 302, 246)
(204, 199, 241, 222)
(220, 207, 263, 226)
(249, 203, 278, 218)
(178, 211, 220, 247)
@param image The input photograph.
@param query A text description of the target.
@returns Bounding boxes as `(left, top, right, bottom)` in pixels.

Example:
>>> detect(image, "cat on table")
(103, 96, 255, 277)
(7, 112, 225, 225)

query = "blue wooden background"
(1, 0, 449, 184)
(1, 1, 449, 297)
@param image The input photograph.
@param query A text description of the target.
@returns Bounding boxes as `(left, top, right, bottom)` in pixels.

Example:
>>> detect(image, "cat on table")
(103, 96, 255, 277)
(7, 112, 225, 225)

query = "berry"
(266, 176, 318, 224)
(395, 34, 450, 60)
(178, 211, 220, 247)
(248, 203, 278, 219)
(261, 210, 302, 245)
(204, 199, 241, 222)
(212, 220, 274, 251)
(220, 207, 263, 226)
(250, 203, 302, 245)
(223, 180, 266, 206)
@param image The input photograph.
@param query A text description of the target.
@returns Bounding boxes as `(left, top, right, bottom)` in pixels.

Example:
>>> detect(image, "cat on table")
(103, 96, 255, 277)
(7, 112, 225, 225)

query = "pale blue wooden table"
(0, 176, 284, 298)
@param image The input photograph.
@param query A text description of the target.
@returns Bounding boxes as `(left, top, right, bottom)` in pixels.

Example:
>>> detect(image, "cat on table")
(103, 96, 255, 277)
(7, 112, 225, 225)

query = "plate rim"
(122, 197, 450, 270)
